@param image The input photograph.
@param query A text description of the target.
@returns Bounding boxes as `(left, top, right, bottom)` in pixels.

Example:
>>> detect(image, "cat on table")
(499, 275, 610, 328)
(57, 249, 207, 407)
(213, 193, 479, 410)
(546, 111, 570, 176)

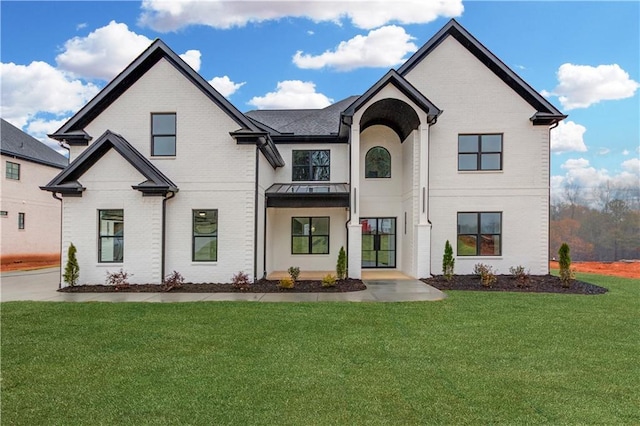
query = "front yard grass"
(2, 273, 638, 424)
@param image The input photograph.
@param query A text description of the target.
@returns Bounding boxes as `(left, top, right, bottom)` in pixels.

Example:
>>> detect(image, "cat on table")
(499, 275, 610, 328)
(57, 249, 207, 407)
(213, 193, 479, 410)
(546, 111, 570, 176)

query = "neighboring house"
(1, 118, 68, 263)
(42, 20, 565, 286)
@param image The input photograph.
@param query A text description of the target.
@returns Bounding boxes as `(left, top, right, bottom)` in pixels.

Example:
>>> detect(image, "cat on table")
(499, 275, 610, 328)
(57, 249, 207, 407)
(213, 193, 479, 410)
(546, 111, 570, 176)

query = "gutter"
(51, 192, 63, 288)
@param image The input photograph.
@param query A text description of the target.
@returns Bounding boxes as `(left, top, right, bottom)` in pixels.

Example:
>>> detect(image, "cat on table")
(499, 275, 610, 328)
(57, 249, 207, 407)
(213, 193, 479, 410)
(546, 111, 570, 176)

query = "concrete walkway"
(0, 268, 446, 303)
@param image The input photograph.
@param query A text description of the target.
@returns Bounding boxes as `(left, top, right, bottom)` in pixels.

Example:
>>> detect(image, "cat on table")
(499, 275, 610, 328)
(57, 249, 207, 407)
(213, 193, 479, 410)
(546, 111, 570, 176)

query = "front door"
(361, 218, 396, 268)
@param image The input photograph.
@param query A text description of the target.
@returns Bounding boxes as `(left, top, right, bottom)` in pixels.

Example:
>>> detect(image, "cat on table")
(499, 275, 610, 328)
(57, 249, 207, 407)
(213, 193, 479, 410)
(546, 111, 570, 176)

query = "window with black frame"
(151, 113, 176, 156)
(458, 134, 502, 171)
(98, 210, 124, 262)
(457, 212, 502, 256)
(365, 146, 391, 178)
(193, 210, 218, 261)
(291, 217, 329, 254)
(6, 161, 20, 180)
(292, 150, 330, 181)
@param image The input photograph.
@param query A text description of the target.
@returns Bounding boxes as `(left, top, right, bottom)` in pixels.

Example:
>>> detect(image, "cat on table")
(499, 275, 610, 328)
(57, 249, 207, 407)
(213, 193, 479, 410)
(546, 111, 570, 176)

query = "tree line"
(550, 182, 639, 261)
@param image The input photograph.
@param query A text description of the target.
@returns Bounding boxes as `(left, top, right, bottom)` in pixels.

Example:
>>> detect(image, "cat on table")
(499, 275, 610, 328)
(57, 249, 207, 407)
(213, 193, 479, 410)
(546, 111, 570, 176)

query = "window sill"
(457, 170, 503, 174)
(151, 156, 176, 160)
(191, 262, 218, 266)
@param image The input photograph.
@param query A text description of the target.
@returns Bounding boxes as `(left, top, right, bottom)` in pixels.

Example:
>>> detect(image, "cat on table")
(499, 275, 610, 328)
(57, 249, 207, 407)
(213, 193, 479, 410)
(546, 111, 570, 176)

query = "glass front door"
(361, 218, 396, 268)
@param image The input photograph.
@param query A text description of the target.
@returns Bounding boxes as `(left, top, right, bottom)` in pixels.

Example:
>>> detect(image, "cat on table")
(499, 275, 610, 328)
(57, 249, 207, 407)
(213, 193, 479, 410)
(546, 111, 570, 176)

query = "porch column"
(414, 123, 431, 278)
(348, 124, 362, 279)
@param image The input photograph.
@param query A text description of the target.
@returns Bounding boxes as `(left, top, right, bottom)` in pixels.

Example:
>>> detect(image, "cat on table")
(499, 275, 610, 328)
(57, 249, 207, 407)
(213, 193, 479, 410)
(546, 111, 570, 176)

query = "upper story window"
(292, 150, 329, 181)
(365, 147, 391, 178)
(458, 134, 502, 171)
(457, 212, 502, 256)
(99, 209, 124, 263)
(6, 161, 20, 180)
(151, 113, 176, 156)
(18, 212, 25, 230)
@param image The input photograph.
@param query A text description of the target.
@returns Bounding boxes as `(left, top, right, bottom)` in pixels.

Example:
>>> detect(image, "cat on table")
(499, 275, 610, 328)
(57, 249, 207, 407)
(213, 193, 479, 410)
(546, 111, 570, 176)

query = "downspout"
(51, 192, 63, 288)
(345, 120, 352, 276)
(263, 196, 267, 279)
(253, 142, 263, 283)
(547, 120, 561, 271)
(161, 191, 176, 281)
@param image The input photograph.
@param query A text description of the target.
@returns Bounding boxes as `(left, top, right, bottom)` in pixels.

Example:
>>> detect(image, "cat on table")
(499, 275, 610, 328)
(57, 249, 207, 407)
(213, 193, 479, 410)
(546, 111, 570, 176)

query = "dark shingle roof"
(1, 119, 68, 168)
(245, 96, 359, 136)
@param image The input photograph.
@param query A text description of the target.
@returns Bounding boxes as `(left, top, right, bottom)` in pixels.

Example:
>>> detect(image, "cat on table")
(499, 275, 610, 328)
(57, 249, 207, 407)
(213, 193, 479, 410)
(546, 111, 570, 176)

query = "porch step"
(266, 270, 414, 280)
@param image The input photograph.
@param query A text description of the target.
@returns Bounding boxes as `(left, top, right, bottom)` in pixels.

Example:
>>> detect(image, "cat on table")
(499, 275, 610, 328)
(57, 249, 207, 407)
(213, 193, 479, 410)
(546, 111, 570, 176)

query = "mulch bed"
(422, 274, 608, 295)
(58, 278, 366, 293)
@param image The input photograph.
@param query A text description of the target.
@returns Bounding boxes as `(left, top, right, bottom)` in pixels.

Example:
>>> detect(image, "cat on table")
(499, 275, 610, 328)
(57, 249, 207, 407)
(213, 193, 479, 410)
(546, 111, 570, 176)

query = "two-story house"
(1, 118, 68, 267)
(42, 20, 565, 286)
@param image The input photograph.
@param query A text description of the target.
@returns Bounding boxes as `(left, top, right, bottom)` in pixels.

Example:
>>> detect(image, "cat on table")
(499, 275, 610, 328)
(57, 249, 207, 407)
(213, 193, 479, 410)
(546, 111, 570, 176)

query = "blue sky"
(1, 1, 638, 202)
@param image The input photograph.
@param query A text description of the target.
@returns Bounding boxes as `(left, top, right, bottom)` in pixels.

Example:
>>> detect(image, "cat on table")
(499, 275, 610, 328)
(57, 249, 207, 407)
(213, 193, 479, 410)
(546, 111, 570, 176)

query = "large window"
(99, 210, 124, 262)
(292, 150, 329, 181)
(18, 212, 25, 230)
(151, 113, 176, 156)
(457, 212, 502, 256)
(193, 210, 218, 261)
(292, 217, 329, 254)
(365, 147, 391, 178)
(6, 161, 20, 180)
(458, 134, 502, 171)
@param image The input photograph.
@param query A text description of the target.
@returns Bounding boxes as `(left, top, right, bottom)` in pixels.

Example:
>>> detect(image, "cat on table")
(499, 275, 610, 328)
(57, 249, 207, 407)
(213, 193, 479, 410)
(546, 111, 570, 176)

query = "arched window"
(365, 147, 391, 178)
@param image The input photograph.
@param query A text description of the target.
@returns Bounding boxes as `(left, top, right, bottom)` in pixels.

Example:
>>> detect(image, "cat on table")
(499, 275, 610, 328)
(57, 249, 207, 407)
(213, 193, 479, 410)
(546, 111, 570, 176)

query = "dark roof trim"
(51, 39, 261, 140)
(272, 135, 348, 144)
(265, 183, 349, 208)
(41, 130, 178, 196)
(341, 69, 441, 132)
(229, 130, 285, 168)
(1, 150, 67, 169)
(48, 130, 92, 146)
(398, 19, 566, 123)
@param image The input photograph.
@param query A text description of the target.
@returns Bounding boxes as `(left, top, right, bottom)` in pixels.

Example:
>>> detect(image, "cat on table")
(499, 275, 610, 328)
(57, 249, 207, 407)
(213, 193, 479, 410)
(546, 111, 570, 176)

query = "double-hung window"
(18, 212, 25, 230)
(292, 217, 329, 254)
(457, 212, 502, 256)
(292, 150, 329, 181)
(151, 113, 176, 156)
(99, 210, 124, 262)
(6, 161, 20, 180)
(193, 210, 218, 261)
(458, 134, 502, 171)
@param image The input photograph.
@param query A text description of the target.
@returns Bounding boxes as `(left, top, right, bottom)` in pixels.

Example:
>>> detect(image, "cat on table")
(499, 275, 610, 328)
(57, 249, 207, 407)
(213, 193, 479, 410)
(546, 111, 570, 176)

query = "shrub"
(287, 266, 300, 282)
(558, 243, 575, 288)
(231, 271, 251, 290)
(322, 274, 337, 288)
(278, 277, 294, 289)
(163, 270, 184, 292)
(106, 269, 132, 290)
(442, 240, 455, 281)
(473, 263, 497, 288)
(336, 246, 347, 280)
(509, 265, 530, 287)
(63, 243, 80, 286)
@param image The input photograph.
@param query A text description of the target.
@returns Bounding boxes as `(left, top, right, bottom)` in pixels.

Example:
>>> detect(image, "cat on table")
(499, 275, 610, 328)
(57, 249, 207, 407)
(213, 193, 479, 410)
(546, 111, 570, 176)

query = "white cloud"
(76, 23, 87, 30)
(208, 75, 245, 97)
(622, 149, 630, 156)
(597, 147, 611, 156)
(621, 157, 640, 174)
(139, 0, 463, 31)
(248, 80, 333, 109)
(179, 49, 201, 72)
(25, 117, 71, 154)
(0, 61, 100, 128)
(550, 120, 587, 154)
(293, 25, 417, 71)
(545, 63, 639, 110)
(56, 21, 153, 81)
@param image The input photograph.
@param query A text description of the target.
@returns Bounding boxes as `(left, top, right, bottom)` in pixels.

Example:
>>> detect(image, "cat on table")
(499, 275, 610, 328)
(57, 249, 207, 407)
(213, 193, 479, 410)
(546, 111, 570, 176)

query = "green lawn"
(2, 273, 638, 424)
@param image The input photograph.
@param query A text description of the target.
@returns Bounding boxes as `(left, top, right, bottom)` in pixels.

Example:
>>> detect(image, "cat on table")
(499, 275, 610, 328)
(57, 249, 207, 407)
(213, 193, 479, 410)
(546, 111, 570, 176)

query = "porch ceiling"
(266, 183, 349, 208)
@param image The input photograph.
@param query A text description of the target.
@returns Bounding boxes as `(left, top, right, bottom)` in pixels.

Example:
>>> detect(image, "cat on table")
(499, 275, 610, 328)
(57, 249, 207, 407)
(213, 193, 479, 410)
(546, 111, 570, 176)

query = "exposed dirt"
(422, 274, 608, 295)
(0, 254, 60, 272)
(550, 261, 640, 279)
(58, 278, 367, 293)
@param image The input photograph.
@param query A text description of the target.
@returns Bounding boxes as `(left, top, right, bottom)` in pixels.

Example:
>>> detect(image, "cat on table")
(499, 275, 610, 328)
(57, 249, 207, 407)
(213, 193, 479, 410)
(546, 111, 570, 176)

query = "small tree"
(63, 243, 80, 286)
(442, 240, 455, 281)
(558, 242, 574, 288)
(336, 246, 347, 280)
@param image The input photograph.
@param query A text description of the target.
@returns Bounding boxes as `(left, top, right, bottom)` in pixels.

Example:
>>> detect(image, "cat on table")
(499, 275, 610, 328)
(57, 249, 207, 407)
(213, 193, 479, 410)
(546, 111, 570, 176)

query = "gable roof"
(397, 19, 566, 125)
(1, 118, 68, 169)
(51, 39, 259, 139)
(41, 130, 178, 196)
(340, 70, 442, 140)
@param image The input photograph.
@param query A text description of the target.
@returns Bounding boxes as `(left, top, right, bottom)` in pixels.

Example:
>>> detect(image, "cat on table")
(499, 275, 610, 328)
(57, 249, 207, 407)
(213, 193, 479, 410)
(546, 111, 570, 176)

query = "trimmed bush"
(559, 243, 574, 288)
(509, 265, 530, 287)
(163, 271, 184, 292)
(322, 274, 337, 288)
(288, 266, 300, 282)
(278, 277, 294, 289)
(473, 263, 497, 288)
(63, 243, 79, 287)
(106, 269, 131, 290)
(336, 246, 347, 280)
(231, 271, 251, 290)
(442, 240, 455, 281)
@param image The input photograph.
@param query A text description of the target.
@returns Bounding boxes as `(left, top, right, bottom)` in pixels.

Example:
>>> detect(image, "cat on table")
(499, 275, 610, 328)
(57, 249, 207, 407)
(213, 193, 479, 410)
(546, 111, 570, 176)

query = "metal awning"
(265, 183, 350, 208)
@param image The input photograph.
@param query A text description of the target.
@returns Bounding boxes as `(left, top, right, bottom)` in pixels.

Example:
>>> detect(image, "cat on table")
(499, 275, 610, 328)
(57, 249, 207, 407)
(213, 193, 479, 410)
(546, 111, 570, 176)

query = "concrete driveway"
(0, 267, 446, 303)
